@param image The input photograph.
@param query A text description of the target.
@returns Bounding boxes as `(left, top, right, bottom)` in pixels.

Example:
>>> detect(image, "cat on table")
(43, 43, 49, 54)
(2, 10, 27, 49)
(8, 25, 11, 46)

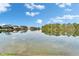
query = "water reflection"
(42, 30, 79, 37)
(1, 29, 79, 37)
(0, 30, 79, 55)
(0, 30, 28, 35)
(3, 32, 12, 35)
(20, 30, 28, 33)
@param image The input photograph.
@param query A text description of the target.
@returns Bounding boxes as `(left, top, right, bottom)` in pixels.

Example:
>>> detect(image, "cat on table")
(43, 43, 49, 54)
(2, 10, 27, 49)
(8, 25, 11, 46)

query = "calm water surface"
(0, 30, 79, 55)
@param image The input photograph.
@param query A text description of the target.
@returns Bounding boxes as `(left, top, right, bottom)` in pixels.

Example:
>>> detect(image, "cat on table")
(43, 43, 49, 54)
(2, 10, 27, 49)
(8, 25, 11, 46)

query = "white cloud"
(48, 14, 79, 24)
(0, 23, 6, 26)
(34, 4, 45, 10)
(53, 19, 63, 23)
(0, 3, 11, 13)
(65, 8, 72, 11)
(25, 3, 45, 17)
(25, 3, 45, 10)
(25, 3, 34, 10)
(36, 19, 43, 24)
(56, 3, 71, 8)
(49, 18, 63, 24)
(56, 15, 79, 20)
(26, 12, 39, 17)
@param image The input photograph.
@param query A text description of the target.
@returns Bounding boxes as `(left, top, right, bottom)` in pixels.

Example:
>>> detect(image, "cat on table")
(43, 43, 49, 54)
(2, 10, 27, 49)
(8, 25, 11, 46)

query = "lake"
(0, 30, 79, 56)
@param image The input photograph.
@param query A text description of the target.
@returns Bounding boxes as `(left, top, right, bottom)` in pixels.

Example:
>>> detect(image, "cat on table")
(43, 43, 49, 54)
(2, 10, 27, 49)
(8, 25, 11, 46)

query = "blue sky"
(0, 3, 79, 27)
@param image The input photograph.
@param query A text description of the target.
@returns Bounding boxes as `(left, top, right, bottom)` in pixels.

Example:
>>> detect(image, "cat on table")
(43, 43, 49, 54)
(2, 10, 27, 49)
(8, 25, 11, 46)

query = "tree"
(0, 26, 2, 29)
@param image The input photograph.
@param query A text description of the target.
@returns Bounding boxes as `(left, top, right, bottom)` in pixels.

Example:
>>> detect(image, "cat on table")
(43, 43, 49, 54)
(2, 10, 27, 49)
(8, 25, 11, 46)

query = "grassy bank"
(0, 53, 16, 56)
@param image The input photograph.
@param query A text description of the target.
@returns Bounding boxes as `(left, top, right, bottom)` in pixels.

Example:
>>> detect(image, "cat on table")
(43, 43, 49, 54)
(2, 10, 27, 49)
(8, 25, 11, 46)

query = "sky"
(0, 3, 79, 27)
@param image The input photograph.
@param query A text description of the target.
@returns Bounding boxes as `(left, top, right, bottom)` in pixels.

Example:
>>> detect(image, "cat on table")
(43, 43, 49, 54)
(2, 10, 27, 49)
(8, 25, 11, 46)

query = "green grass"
(0, 53, 16, 56)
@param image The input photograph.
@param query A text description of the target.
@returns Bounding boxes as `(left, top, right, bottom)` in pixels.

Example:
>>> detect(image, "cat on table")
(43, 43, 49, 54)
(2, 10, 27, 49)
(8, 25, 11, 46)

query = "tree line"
(0, 24, 40, 32)
(1, 23, 79, 36)
(42, 23, 79, 36)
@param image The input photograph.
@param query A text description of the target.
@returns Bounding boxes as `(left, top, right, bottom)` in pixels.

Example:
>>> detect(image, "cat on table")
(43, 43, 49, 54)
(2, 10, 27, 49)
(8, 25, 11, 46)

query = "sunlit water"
(0, 30, 79, 55)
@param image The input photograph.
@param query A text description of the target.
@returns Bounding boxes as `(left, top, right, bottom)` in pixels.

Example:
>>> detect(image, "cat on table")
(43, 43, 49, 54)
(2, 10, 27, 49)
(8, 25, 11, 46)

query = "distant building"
(2, 24, 13, 29)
